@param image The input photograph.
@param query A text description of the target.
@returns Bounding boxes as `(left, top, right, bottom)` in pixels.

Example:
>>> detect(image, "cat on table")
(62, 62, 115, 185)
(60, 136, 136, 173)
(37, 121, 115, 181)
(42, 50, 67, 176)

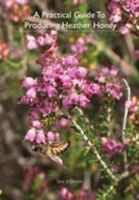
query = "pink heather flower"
(32, 120, 41, 129)
(71, 37, 88, 54)
(36, 130, 46, 144)
(108, 2, 119, 12)
(106, 83, 123, 100)
(45, 85, 57, 98)
(58, 118, 71, 128)
(66, 67, 77, 80)
(20, 88, 37, 104)
(62, 92, 79, 109)
(109, 14, 121, 23)
(60, 89, 90, 108)
(95, 67, 121, 100)
(36, 45, 58, 67)
(63, 55, 79, 66)
(79, 94, 90, 107)
(37, 33, 56, 46)
(60, 187, 68, 198)
(60, 187, 73, 200)
(84, 83, 101, 97)
(119, 26, 130, 35)
(47, 132, 55, 143)
(44, 33, 56, 45)
(102, 137, 124, 158)
(26, 35, 38, 50)
(22, 77, 37, 89)
(37, 36, 46, 46)
(42, 64, 63, 82)
(26, 31, 57, 50)
(60, 75, 73, 89)
(101, 67, 110, 75)
(25, 128, 36, 142)
(110, 66, 119, 76)
(38, 101, 57, 117)
(95, 67, 111, 83)
(50, 30, 57, 36)
(29, 110, 40, 120)
(77, 67, 88, 78)
(95, 74, 106, 83)
(125, 100, 132, 109)
(26, 87, 37, 100)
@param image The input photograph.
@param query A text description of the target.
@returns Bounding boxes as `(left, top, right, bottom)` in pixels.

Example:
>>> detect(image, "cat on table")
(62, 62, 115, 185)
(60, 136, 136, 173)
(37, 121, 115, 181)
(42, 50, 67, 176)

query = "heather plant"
(19, 30, 139, 199)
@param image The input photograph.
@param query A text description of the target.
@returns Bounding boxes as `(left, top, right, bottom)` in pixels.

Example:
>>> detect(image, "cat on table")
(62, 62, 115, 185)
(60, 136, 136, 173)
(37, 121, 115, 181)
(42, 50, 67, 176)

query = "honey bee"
(32, 141, 70, 167)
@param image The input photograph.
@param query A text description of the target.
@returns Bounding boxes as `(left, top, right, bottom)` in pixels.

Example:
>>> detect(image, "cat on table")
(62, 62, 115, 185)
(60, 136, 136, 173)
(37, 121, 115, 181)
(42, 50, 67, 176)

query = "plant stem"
(70, 116, 116, 180)
(107, 107, 112, 137)
(103, 185, 115, 199)
(122, 79, 131, 168)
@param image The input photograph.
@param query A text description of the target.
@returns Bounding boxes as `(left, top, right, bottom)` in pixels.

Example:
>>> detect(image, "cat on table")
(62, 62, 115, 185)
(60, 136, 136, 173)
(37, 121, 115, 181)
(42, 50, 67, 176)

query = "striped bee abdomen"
(51, 141, 70, 155)
(32, 144, 43, 152)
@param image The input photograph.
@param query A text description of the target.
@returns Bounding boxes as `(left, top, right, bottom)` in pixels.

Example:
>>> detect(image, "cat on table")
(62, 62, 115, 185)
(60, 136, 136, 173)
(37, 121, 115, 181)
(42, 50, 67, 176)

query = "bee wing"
(47, 148, 67, 169)
(49, 155, 63, 166)
(48, 154, 68, 170)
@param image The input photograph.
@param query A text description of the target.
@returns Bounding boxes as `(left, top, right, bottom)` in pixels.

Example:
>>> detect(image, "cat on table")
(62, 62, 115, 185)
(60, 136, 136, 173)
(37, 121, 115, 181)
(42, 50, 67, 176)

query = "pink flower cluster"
(102, 137, 124, 158)
(0, 0, 29, 22)
(71, 34, 93, 55)
(95, 67, 123, 100)
(20, 32, 99, 144)
(26, 30, 57, 50)
(60, 187, 95, 200)
(108, 0, 139, 34)
(21, 31, 123, 144)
